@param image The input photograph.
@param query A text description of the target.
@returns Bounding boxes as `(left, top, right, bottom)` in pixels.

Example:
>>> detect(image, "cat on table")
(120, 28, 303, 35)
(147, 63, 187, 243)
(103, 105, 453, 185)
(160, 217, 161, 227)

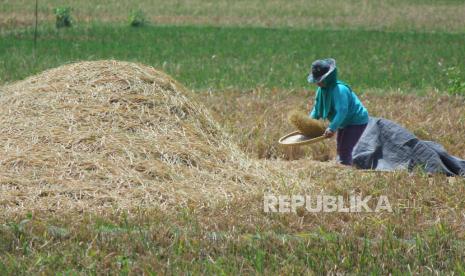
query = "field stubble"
(0, 61, 465, 273)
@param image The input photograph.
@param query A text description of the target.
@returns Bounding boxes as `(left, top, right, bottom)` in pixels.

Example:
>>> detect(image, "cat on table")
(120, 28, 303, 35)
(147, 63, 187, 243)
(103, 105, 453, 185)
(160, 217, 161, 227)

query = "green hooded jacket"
(309, 69, 369, 131)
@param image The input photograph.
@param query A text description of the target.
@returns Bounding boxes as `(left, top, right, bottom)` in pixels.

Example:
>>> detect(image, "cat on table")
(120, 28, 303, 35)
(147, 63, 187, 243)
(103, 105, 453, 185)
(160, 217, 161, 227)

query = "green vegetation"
(2, 0, 465, 32)
(444, 67, 465, 96)
(53, 7, 72, 29)
(1, 24, 464, 91)
(128, 10, 147, 27)
(1, 207, 465, 274)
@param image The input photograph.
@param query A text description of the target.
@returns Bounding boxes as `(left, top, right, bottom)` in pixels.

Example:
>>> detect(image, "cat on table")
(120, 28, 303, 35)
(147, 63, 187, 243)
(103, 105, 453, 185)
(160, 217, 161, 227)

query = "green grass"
(1, 209, 464, 274)
(2, 0, 465, 32)
(1, 24, 464, 91)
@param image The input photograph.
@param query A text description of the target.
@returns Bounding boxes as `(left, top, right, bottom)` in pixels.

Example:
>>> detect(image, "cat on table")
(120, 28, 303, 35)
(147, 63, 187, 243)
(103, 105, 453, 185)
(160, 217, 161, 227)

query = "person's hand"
(323, 128, 335, 138)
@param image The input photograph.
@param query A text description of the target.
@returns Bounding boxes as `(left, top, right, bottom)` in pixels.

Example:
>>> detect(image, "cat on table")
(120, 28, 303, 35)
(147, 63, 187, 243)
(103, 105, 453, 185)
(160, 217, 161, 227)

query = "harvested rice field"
(1, 0, 465, 274)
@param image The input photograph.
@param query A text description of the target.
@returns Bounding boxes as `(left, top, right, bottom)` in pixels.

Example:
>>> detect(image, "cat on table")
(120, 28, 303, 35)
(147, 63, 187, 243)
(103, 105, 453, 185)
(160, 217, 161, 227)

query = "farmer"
(306, 58, 369, 166)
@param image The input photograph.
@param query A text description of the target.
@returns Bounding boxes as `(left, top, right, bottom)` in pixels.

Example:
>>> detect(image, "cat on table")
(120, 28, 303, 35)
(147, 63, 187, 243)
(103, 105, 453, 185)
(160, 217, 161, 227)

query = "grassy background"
(1, 25, 464, 91)
(2, 0, 465, 32)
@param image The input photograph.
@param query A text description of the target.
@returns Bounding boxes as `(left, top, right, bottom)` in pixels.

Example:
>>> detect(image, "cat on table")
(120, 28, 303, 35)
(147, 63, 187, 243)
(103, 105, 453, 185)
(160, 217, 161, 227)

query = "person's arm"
(310, 106, 317, 119)
(328, 87, 349, 131)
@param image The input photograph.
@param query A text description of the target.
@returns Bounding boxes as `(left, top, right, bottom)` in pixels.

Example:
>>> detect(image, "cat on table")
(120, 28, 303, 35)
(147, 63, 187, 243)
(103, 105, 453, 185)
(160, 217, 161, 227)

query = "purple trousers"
(336, 123, 367, 165)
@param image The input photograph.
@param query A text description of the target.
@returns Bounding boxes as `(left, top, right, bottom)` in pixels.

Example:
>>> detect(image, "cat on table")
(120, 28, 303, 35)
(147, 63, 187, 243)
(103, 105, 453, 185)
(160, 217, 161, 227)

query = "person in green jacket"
(307, 58, 369, 165)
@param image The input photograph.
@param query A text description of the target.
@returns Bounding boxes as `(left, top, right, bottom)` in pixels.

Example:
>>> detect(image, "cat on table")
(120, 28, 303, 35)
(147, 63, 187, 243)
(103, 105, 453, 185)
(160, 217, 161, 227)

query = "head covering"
(310, 59, 339, 121)
(307, 58, 336, 84)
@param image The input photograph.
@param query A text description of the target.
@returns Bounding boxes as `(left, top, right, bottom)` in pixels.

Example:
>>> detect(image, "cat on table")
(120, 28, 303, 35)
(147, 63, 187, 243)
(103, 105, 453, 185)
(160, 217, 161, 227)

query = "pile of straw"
(0, 60, 272, 216)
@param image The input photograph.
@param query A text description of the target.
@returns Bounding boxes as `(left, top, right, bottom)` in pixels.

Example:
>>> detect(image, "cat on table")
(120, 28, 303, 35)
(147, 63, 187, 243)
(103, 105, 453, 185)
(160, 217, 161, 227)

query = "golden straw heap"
(0, 60, 271, 217)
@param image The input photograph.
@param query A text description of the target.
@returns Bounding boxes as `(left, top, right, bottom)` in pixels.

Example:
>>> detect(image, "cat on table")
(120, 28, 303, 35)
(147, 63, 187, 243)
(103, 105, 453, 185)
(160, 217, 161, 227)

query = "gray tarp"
(352, 117, 465, 176)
